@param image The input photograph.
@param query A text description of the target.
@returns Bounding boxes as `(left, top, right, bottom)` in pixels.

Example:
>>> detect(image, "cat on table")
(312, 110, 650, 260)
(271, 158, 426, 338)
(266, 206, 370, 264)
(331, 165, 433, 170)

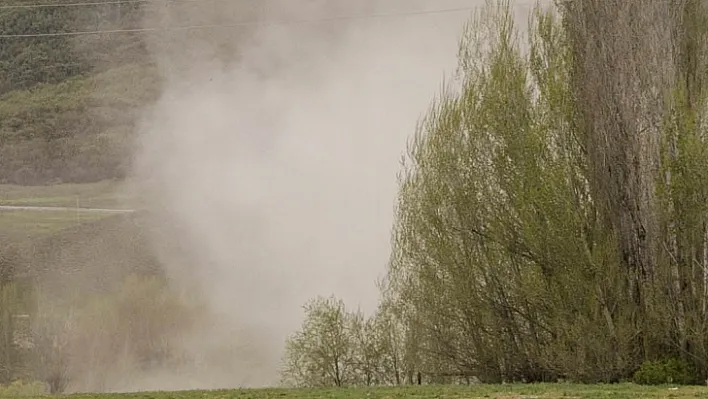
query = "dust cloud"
(124, 0, 539, 393)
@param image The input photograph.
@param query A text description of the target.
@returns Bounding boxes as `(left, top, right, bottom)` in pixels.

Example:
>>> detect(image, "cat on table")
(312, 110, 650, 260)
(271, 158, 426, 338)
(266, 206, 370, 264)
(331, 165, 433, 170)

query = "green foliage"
(633, 359, 695, 386)
(282, 296, 409, 388)
(0, 1, 155, 184)
(387, 0, 601, 383)
(0, 1, 148, 94)
(0, 64, 161, 184)
(0, 379, 47, 396)
(283, 0, 708, 385)
(282, 296, 356, 388)
(0, 7, 88, 94)
(376, 0, 708, 387)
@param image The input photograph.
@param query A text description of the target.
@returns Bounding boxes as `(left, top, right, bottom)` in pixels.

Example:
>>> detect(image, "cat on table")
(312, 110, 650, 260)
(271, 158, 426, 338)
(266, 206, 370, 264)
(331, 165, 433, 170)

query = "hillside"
(0, 0, 148, 94)
(0, 0, 272, 185)
(0, 64, 161, 184)
(0, 2, 259, 388)
(0, 1, 156, 185)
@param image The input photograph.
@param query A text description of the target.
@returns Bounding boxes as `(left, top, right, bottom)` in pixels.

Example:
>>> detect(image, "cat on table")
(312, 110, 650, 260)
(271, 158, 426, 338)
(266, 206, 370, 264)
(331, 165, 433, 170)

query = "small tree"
(0, 245, 24, 385)
(31, 308, 73, 394)
(349, 309, 383, 386)
(0, 283, 18, 385)
(281, 296, 356, 388)
(369, 297, 415, 386)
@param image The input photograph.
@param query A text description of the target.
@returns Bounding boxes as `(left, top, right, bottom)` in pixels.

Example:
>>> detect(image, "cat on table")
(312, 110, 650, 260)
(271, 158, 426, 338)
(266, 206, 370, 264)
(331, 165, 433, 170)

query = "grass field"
(3, 384, 705, 399)
(0, 180, 134, 239)
(0, 180, 132, 209)
(0, 209, 110, 239)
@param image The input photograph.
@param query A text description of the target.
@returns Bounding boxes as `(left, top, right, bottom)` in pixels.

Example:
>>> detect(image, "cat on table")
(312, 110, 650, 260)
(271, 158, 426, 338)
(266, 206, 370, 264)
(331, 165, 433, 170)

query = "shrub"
(0, 380, 48, 396)
(633, 359, 695, 385)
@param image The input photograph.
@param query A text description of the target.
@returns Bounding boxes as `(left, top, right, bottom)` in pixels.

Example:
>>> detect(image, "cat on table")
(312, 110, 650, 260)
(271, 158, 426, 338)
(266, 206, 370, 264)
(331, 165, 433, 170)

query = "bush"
(633, 359, 695, 385)
(0, 380, 48, 396)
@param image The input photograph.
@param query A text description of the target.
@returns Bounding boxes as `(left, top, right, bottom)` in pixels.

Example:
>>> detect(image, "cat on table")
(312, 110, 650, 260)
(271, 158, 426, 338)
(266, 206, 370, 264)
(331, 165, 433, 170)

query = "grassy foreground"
(2, 384, 703, 399)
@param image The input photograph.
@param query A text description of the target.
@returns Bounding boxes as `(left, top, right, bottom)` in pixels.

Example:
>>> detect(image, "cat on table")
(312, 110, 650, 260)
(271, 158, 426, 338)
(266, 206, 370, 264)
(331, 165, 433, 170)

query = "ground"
(1, 384, 704, 399)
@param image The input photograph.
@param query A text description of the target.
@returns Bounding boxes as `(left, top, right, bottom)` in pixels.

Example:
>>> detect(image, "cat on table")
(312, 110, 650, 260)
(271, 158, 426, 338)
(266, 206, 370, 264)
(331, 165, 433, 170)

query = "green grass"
(0, 209, 110, 239)
(0, 180, 134, 239)
(0, 180, 132, 209)
(5, 384, 707, 399)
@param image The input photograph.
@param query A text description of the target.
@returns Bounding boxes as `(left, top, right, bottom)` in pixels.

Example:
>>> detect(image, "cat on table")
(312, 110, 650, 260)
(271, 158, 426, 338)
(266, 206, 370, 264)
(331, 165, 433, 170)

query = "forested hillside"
(0, 0, 157, 184)
(0, 0, 148, 93)
(0, 2, 175, 391)
(0, 1, 282, 392)
(0, 0, 295, 185)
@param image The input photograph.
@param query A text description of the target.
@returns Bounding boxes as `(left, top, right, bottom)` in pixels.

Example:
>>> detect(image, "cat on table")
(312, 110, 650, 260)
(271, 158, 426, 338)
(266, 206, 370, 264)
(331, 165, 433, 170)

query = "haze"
(125, 0, 538, 392)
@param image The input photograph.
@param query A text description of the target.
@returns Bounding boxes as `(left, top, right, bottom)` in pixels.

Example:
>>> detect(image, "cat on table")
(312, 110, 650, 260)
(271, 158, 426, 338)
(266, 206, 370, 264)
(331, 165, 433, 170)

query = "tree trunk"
(561, 0, 681, 363)
(703, 222, 708, 321)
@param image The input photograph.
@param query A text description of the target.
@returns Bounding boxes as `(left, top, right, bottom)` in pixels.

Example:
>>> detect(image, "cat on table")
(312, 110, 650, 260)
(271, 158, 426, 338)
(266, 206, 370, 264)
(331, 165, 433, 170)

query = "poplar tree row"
(283, 0, 708, 386)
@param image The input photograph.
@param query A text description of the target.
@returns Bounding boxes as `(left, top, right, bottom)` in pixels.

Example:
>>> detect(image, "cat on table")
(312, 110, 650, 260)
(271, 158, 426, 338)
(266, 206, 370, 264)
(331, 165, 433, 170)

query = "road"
(0, 205, 135, 214)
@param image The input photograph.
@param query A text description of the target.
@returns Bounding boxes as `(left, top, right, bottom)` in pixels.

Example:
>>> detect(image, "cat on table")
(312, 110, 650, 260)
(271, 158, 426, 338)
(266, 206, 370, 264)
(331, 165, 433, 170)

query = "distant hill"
(0, 1, 154, 185)
(0, 64, 162, 184)
(0, 0, 148, 94)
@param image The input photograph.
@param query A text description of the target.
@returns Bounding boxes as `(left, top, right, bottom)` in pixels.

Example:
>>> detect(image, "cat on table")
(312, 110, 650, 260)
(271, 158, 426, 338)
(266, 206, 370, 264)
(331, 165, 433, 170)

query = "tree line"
(282, 0, 708, 387)
(0, 218, 200, 393)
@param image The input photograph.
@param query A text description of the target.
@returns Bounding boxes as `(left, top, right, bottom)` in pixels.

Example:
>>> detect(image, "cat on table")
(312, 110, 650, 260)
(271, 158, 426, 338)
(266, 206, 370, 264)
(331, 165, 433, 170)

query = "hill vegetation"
(0, 0, 156, 185)
(0, 64, 162, 184)
(0, 2, 168, 389)
(0, 1, 262, 392)
(0, 0, 147, 94)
